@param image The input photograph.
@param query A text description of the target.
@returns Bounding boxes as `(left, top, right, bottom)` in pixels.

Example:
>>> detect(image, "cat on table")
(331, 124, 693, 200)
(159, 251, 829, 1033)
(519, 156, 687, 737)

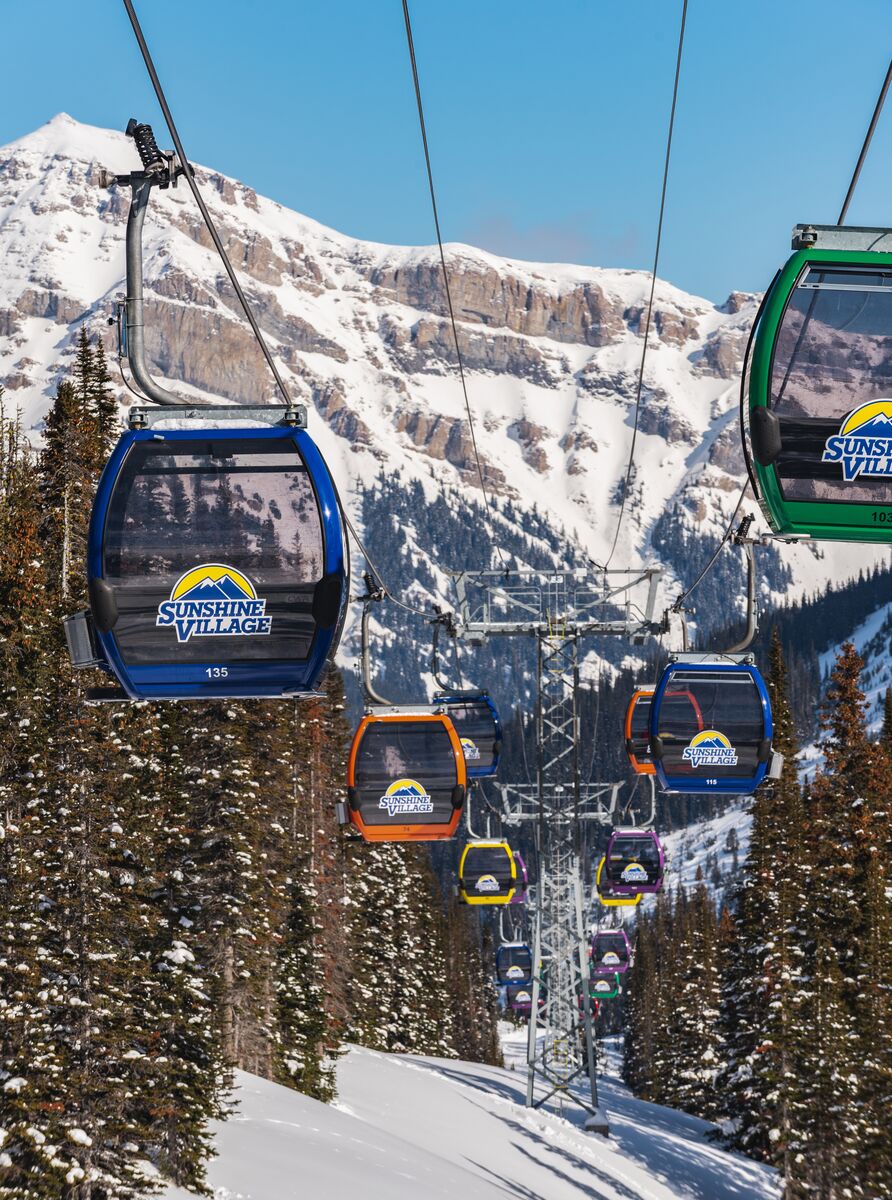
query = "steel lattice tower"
(450, 567, 663, 1132)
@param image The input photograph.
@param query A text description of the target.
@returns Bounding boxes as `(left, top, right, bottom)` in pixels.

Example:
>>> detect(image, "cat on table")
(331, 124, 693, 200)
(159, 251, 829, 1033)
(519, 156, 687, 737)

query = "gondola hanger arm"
(359, 595, 394, 708)
(723, 516, 758, 655)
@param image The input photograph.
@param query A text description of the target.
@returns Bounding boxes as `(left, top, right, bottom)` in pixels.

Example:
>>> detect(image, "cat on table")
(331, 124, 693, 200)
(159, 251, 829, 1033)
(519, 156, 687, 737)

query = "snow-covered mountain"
(1, 113, 887, 654)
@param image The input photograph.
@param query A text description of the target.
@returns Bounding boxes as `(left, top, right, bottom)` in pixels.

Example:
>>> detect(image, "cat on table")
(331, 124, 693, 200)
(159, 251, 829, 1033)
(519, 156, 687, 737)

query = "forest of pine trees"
(624, 629, 892, 1200)
(0, 330, 502, 1199)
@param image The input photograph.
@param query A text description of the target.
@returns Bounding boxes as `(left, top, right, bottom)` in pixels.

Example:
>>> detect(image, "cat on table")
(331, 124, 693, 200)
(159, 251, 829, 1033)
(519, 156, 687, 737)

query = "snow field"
(162, 1038, 779, 1200)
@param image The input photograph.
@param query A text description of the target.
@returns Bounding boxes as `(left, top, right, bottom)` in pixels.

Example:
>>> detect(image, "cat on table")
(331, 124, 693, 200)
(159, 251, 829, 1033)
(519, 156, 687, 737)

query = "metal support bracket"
(792, 222, 892, 251)
(128, 404, 307, 430)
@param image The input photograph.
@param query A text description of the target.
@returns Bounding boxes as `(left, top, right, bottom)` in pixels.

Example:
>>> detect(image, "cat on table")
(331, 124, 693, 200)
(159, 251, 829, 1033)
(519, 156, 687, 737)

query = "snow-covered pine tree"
(649, 889, 685, 1102)
(622, 910, 661, 1100)
(118, 699, 229, 1192)
(719, 629, 809, 1170)
(784, 641, 892, 1199)
(0, 404, 77, 1198)
(667, 877, 723, 1120)
(786, 939, 861, 1199)
(624, 889, 685, 1106)
(443, 912, 501, 1067)
(183, 701, 270, 1069)
(274, 675, 354, 1101)
(881, 686, 892, 754)
(22, 365, 167, 1196)
(855, 852, 892, 1198)
(346, 840, 411, 1052)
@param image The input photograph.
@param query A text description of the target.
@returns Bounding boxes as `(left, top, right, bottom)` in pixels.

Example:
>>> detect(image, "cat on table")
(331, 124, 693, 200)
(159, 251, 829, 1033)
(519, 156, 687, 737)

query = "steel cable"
(122, 0, 294, 407)
(605, 0, 688, 567)
(401, 0, 506, 566)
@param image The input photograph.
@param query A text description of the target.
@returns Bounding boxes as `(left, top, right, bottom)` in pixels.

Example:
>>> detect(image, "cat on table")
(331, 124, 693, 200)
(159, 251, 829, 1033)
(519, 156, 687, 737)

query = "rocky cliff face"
(0, 113, 885, 655)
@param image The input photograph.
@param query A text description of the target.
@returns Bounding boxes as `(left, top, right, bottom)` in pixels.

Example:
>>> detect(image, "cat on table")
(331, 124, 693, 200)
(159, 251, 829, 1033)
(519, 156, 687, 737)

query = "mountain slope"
(161, 1042, 779, 1200)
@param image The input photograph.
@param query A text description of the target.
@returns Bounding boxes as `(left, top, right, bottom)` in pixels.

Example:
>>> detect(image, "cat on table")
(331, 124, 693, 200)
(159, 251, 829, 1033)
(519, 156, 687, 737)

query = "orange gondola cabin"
(346, 711, 466, 842)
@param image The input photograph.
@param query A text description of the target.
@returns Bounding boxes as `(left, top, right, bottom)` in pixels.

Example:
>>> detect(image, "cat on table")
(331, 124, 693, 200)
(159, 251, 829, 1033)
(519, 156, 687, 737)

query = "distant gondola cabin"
(595, 856, 643, 908)
(624, 689, 655, 774)
(458, 840, 517, 905)
(495, 942, 533, 986)
(436, 693, 502, 778)
(591, 930, 632, 975)
(590, 974, 621, 1000)
(602, 829, 665, 895)
(507, 983, 535, 1014)
(346, 712, 466, 842)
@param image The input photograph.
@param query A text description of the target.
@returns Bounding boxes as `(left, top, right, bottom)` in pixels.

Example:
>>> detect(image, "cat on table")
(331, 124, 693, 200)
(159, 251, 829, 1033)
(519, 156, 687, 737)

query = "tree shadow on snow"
(405, 1061, 776, 1200)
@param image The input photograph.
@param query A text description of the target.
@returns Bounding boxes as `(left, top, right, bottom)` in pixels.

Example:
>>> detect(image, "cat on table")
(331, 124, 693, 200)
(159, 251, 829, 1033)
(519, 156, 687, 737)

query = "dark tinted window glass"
(446, 699, 499, 769)
(498, 946, 532, 981)
(103, 438, 324, 665)
(354, 721, 458, 826)
(629, 694, 652, 761)
(656, 670, 764, 778)
(463, 846, 514, 885)
(771, 266, 892, 503)
(609, 837, 659, 866)
(594, 934, 628, 959)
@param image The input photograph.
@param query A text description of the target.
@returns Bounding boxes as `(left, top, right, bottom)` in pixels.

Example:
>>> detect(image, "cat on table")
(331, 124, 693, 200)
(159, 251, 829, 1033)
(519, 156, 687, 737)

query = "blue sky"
(3, 1, 892, 301)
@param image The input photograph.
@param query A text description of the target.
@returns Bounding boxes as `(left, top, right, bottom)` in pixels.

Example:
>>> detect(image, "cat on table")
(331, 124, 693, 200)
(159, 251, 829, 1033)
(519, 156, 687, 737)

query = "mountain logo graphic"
(460, 737, 481, 761)
(474, 873, 500, 893)
(156, 563, 271, 643)
(822, 399, 892, 481)
(682, 729, 738, 769)
(506, 965, 525, 979)
(602, 952, 621, 965)
(514, 991, 531, 1004)
(593, 979, 613, 993)
(378, 779, 434, 818)
(621, 862, 648, 883)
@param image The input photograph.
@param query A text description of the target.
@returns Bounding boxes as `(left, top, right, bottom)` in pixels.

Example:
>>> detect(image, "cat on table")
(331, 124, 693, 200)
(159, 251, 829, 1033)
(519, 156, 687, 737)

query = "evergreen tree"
(786, 940, 861, 1199)
(668, 879, 723, 1120)
(719, 630, 809, 1172)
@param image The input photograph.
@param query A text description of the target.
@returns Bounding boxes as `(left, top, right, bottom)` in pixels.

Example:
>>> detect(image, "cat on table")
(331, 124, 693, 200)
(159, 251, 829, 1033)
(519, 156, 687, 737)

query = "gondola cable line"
(604, 0, 688, 569)
(401, 0, 506, 568)
(668, 59, 892, 606)
(837, 57, 892, 226)
(122, 0, 464, 634)
(122, 0, 292, 407)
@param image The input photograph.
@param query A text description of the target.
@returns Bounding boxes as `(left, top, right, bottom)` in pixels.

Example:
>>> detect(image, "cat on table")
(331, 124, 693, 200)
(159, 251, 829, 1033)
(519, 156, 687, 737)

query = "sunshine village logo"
(682, 730, 739, 770)
(156, 564, 271, 644)
(621, 862, 648, 883)
(822, 400, 892, 482)
(460, 737, 481, 761)
(378, 779, 434, 818)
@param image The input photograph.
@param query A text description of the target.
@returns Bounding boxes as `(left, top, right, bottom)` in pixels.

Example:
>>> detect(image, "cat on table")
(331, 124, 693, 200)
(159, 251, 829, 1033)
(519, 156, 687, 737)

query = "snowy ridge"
(818, 602, 892, 734)
(649, 802, 752, 911)
(162, 1042, 778, 1200)
(0, 113, 886, 641)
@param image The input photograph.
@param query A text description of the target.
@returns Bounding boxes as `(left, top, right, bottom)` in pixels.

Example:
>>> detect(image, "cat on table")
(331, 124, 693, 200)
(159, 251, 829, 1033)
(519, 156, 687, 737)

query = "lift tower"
(451, 567, 662, 1132)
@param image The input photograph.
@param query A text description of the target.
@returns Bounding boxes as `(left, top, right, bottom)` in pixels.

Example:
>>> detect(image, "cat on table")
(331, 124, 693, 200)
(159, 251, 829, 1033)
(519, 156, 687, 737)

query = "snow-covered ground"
(163, 1034, 778, 1200)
